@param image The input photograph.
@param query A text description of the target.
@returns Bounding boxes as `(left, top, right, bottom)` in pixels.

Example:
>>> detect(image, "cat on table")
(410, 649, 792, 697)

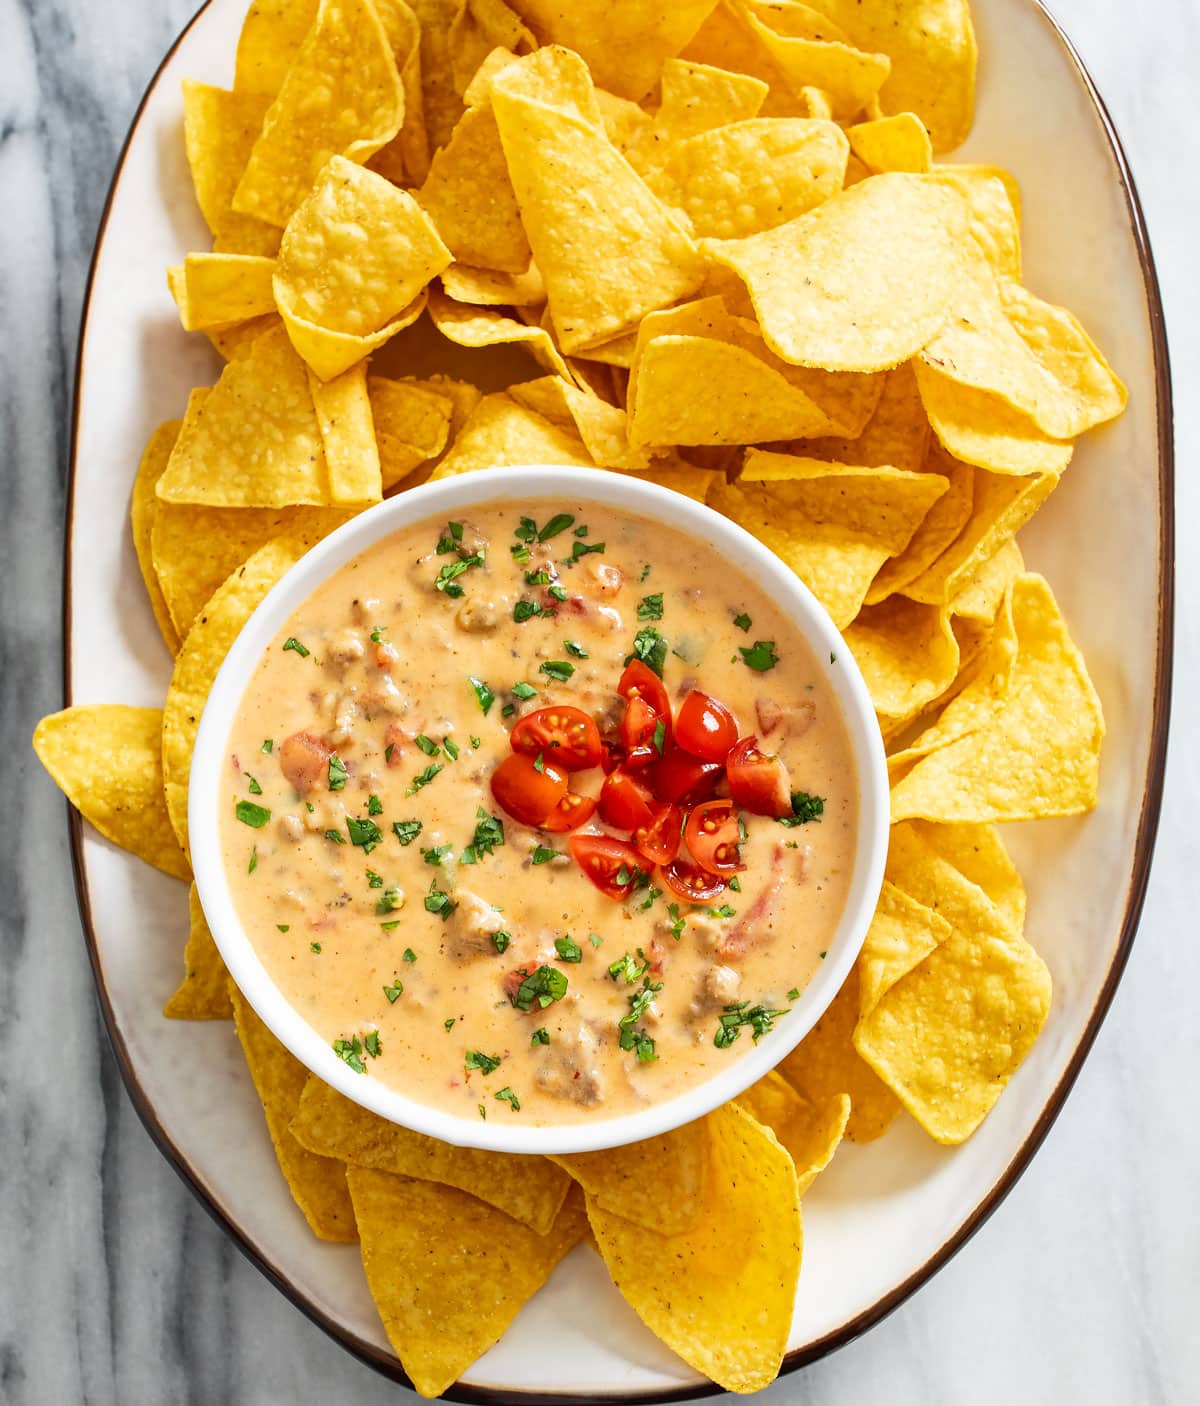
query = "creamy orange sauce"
(220, 501, 857, 1126)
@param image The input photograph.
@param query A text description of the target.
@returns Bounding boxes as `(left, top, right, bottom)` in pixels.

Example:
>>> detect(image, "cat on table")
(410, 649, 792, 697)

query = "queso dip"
(220, 501, 858, 1126)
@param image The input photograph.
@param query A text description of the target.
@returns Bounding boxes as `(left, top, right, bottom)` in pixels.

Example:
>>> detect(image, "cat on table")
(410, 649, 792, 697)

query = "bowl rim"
(187, 464, 890, 1156)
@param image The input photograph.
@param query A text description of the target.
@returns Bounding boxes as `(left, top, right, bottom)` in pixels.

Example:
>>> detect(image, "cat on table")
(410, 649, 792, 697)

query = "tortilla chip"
(706, 173, 976, 371)
(587, 1103, 801, 1395)
(777, 964, 901, 1141)
(736, 1072, 850, 1195)
(902, 467, 1057, 604)
(407, 0, 466, 148)
(307, 361, 382, 504)
(949, 536, 1024, 623)
(348, 1169, 587, 1399)
(867, 447, 974, 602)
(509, 376, 650, 469)
(366, 0, 430, 186)
(130, 420, 183, 654)
(181, 80, 282, 257)
(816, 0, 977, 151)
(233, 0, 320, 96)
(509, 0, 721, 101)
(845, 595, 961, 720)
(368, 376, 456, 489)
(428, 288, 576, 381)
(164, 883, 233, 1019)
(441, 261, 545, 307)
(229, 985, 357, 1241)
(713, 451, 948, 627)
(490, 50, 704, 352)
(156, 329, 332, 507)
(290, 1075, 571, 1231)
(654, 56, 769, 145)
(170, 253, 277, 332)
(233, 0, 405, 229)
(932, 167, 1022, 278)
(206, 314, 283, 361)
(448, 0, 537, 93)
(794, 360, 929, 473)
(891, 573, 1105, 822)
(430, 391, 596, 479)
(628, 463, 723, 503)
(847, 111, 932, 173)
(551, 1119, 709, 1236)
(32, 706, 190, 881)
(162, 536, 309, 854)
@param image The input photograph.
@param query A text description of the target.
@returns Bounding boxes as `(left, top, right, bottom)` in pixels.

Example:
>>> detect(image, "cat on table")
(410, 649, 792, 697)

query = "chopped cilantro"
(830, 651, 837, 664)
(469, 676, 495, 715)
(465, 1049, 501, 1075)
(667, 903, 686, 940)
(706, 904, 736, 919)
(324, 828, 346, 845)
(424, 882, 457, 921)
(531, 1027, 550, 1046)
(491, 929, 512, 955)
(261, 738, 273, 754)
(739, 639, 779, 672)
(282, 637, 309, 657)
(729, 876, 742, 892)
(652, 718, 666, 756)
(421, 844, 452, 866)
(435, 552, 485, 598)
(415, 733, 440, 757)
(625, 625, 668, 677)
(501, 703, 516, 718)
(276, 924, 290, 933)
(574, 525, 589, 538)
(478, 1104, 487, 1120)
(510, 965, 568, 1012)
(364, 1030, 382, 1059)
(460, 808, 505, 865)
(327, 753, 348, 791)
(444, 1018, 456, 1032)
(404, 948, 417, 963)
(367, 793, 383, 816)
(525, 568, 552, 586)
(618, 976, 661, 1060)
(384, 743, 395, 764)
(533, 752, 546, 774)
(244, 773, 262, 796)
(514, 600, 549, 623)
(512, 681, 537, 700)
(247, 847, 257, 875)
(494, 1086, 521, 1112)
(639, 563, 651, 582)
(531, 845, 559, 865)
(392, 818, 423, 846)
(567, 539, 605, 562)
(333, 1036, 365, 1073)
(637, 593, 664, 621)
(539, 659, 575, 682)
(548, 585, 568, 602)
(714, 1001, 788, 1049)
(443, 737, 460, 761)
(375, 886, 403, 915)
(733, 612, 752, 632)
(310, 941, 321, 953)
(436, 521, 464, 554)
(538, 512, 575, 541)
(406, 763, 443, 796)
(347, 817, 383, 852)
(588, 931, 604, 948)
(778, 791, 825, 827)
(369, 624, 386, 643)
(554, 935, 582, 964)
(235, 800, 271, 829)
(638, 886, 662, 911)
(383, 979, 404, 1004)
(470, 735, 481, 749)
(608, 951, 648, 985)
(563, 639, 588, 660)
(380, 920, 401, 932)
(787, 987, 800, 1001)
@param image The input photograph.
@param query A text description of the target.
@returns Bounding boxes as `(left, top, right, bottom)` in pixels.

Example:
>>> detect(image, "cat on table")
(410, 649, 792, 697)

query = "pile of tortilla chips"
(34, 0, 1124, 1394)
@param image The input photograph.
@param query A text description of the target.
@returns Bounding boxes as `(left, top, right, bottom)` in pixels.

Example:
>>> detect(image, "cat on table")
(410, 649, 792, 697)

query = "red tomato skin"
(684, 799, 746, 873)
(541, 792, 598, 832)
(490, 752, 568, 826)
(633, 802, 683, 866)
(620, 694, 660, 767)
(725, 737, 793, 818)
(569, 834, 646, 900)
(617, 659, 671, 720)
(648, 747, 724, 806)
(598, 768, 655, 830)
(510, 706, 602, 771)
(675, 690, 739, 762)
(661, 858, 727, 904)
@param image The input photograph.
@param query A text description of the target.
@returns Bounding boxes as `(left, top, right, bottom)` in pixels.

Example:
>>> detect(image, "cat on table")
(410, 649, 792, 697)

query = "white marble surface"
(2, 1, 1196, 1402)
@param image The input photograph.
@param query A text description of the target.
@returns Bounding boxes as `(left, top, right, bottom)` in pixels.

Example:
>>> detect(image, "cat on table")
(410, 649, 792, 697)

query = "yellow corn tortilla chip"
(794, 360, 929, 473)
(509, 376, 650, 470)
(777, 963, 901, 1141)
(551, 1119, 710, 1236)
(448, 0, 537, 93)
(651, 116, 848, 240)
(366, 0, 430, 186)
(417, 102, 531, 273)
(430, 391, 596, 479)
(348, 1169, 587, 1399)
(367, 376, 456, 489)
(428, 288, 575, 382)
(181, 81, 282, 257)
(706, 173, 976, 371)
(490, 51, 704, 352)
(273, 156, 448, 380)
(587, 1103, 801, 1395)
(905, 820, 1028, 936)
(736, 1072, 850, 1195)
(169, 253, 277, 332)
(627, 463, 723, 503)
(440, 261, 545, 306)
(902, 467, 1057, 604)
(164, 883, 233, 1019)
(639, 58, 768, 164)
(847, 111, 932, 173)
(856, 825, 1051, 1143)
(866, 447, 974, 602)
(855, 880, 952, 1018)
(845, 596, 961, 720)
(162, 536, 309, 854)
(949, 536, 1024, 623)
(229, 985, 357, 1241)
(233, 0, 319, 96)
(233, 0, 405, 229)
(714, 451, 948, 627)
(130, 419, 182, 654)
(156, 328, 332, 507)
(815, 0, 977, 151)
(290, 1075, 571, 1232)
(408, 0, 466, 148)
(32, 706, 190, 882)
(509, 0, 721, 102)
(914, 361, 1075, 476)
(891, 573, 1105, 823)
(206, 313, 282, 361)
(932, 167, 1022, 278)
(307, 361, 382, 504)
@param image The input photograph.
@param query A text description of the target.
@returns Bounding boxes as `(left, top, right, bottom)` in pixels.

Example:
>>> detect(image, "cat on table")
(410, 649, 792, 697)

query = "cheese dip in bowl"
(191, 468, 887, 1154)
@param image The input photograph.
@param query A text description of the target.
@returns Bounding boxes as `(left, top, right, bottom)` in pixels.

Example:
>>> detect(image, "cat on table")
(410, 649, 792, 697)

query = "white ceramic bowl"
(189, 465, 889, 1155)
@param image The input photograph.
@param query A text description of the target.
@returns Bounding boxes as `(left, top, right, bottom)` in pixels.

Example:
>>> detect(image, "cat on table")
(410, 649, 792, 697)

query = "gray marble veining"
(1, 1, 1196, 1402)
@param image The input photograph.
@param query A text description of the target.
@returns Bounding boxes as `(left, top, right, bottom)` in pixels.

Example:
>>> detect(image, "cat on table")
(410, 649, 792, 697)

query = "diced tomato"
(598, 767, 654, 831)
(510, 705, 602, 772)
(661, 858, 727, 904)
(621, 694, 662, 767)
(569, 834, 647, 900)
(541, 791, 598, 832)
(648, 747, 723, 806)
(278, 732, 332, 796)
(617, 659, 671, 718)
(491, 752, 568, 827)
(600, 737, 625, 774)
(725, 736, 792, 818)
(675, 689, 739, 762)
(633, 801, 683, 866)
(618, 660, 672, 767)
(684, 799, 745, 873)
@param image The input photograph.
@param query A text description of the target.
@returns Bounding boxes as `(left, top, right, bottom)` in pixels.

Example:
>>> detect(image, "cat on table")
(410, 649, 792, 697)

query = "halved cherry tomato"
(684, 799, 745, 873)
(675, 689, 739, 762)
(598, 767, 654, 830)
(661, 858, 727, 904)
(617, 659, 671, 718)
(621, 694, 662, 767)
(491, 752, 568, 827)
(540, 791, 598, 832)
(725, 736, 792, 818)
(633, 801, 683, 866)
(600, 737, 625, 774)
(649, 747, 723, 806)
(510, 706, 602, 772)
(569, 833, 646, 900)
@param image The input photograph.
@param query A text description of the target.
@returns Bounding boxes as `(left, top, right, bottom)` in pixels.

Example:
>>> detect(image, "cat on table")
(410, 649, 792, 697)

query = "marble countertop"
(3, 1, 1196, 1401)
